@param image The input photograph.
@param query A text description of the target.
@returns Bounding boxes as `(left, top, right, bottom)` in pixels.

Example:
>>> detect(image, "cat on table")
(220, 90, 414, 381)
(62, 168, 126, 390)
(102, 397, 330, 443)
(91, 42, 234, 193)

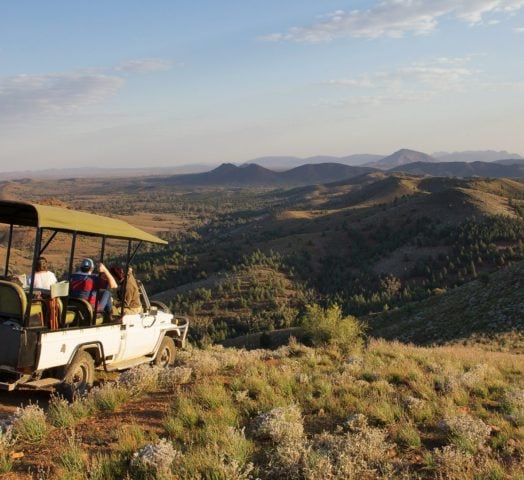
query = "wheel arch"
(66, 342, 105, 370)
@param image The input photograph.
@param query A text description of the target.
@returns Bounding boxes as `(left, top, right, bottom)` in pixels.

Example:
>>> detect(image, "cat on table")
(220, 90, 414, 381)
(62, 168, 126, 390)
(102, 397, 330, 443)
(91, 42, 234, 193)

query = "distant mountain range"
(1, 148, 523, 183)
(433, 150, 523, 163)
(154, 162, 375, 187)
(150, 156, 524, 188)
(246, 149, 523, 171)
(243, 154, 383, 170)
(390, 161, 524, 178)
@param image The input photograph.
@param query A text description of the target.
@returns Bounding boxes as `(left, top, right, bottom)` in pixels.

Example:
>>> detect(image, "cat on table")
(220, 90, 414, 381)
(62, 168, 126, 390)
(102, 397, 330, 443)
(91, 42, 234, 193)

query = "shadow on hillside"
(221, 327, 302, 350)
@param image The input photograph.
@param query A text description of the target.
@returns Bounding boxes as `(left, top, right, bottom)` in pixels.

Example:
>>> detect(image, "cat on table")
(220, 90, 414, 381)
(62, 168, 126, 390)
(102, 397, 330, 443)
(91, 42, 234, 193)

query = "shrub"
(158, 366, 193, 390)
(118, 364, 162, 396)
(89, 453, 126, 480)
(501, 388, 524, 427)
(253, 404, 304, 445)
(57, 434, 87, 479)
(394, 422, 421, 449)
(304, 425, 397, 479)
(301, 304, 365, 354)
(439, 414, 491, 453)
(10, 403, 48, 444)
(177, 348, 221, 378)
(115, 424, 146, 456)
(88, 383, 130, 412)
(0, 428, 13, 474)
(130, 438, 179, 479)
(47, 395, 76, 428)
(431, 445, 475, 479)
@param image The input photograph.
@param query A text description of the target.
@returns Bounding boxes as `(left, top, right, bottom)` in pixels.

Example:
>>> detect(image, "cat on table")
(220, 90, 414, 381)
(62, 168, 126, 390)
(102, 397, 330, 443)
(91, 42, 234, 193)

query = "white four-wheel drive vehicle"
(0, 200, 188, 397)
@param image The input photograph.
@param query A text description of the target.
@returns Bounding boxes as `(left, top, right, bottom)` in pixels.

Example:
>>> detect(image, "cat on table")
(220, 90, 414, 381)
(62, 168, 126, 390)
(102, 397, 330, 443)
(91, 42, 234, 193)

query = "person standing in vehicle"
(110, 265, 143, 314)
(70, 258, 117, 314)
(32, 256, 58, 290)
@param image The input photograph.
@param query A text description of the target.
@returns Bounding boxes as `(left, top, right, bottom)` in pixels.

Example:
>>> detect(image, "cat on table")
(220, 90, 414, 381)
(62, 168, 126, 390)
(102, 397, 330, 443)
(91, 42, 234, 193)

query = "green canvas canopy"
(0, 200, 167, 245)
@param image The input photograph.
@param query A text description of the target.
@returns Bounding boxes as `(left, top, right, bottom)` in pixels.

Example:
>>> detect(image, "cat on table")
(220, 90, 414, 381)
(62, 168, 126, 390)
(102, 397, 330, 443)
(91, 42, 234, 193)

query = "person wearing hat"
(70, 258, 117, 315)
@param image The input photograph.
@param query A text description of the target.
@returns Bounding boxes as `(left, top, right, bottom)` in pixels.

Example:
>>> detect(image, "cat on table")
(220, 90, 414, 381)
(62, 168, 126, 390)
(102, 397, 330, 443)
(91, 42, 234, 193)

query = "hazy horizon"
(1, 1, 524, 171)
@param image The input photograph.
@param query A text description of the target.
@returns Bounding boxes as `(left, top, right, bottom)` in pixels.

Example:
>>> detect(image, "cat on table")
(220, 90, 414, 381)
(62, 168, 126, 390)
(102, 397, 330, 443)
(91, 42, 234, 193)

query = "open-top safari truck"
(0, 200, 188, 397)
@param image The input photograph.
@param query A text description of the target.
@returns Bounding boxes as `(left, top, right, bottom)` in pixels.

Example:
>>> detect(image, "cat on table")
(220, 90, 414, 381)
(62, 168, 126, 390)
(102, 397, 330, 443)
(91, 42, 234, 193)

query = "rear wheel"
(154, 336, 176, 367)
(58, 350, 95, 401)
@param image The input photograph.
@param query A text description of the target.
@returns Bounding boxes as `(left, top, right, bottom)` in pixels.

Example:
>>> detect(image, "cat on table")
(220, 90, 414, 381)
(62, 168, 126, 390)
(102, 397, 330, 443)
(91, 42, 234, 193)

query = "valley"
(0, 166, 523, 479)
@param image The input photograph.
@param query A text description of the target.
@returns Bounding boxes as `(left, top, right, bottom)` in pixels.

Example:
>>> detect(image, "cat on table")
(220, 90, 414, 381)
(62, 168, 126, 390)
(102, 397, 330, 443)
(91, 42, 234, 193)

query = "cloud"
(320, 57, 479, 108)
(325, 57, 476, 88)
(0, 72, 124, 121)
(0, 56, 175, 122)
(262, 0, 524, 42)
(115, 58, 175, 73)
(514, 26, 524, 31)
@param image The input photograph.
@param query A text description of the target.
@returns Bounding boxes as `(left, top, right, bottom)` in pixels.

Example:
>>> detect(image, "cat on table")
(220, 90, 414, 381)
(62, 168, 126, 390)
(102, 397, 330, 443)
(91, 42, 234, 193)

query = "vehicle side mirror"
(150, 306, 158, 315)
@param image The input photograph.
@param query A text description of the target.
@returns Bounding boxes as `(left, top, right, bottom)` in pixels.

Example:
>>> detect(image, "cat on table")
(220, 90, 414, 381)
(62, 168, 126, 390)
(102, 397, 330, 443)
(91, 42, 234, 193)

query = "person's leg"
(97, 290, 113, 313)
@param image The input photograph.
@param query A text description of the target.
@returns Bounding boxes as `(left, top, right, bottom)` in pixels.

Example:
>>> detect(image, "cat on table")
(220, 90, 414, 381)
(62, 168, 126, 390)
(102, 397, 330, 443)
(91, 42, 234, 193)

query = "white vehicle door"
(121, 313, 160, 360)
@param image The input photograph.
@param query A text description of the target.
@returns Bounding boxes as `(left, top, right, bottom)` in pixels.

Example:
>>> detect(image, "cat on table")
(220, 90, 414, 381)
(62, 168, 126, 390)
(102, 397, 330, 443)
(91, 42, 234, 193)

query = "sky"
(1, 0, 524, 171)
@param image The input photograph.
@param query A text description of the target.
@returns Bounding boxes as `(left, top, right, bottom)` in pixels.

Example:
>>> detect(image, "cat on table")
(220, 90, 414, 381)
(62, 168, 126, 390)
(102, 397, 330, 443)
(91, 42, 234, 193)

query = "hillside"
(391, 161, 524, 178)
(368, 260, 524, 352)
(1, 337, 522, 479)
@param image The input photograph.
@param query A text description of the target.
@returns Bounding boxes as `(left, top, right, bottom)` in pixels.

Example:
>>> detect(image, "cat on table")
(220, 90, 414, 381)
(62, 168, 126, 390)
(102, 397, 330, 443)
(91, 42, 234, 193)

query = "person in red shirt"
(70, 258, 117, 314)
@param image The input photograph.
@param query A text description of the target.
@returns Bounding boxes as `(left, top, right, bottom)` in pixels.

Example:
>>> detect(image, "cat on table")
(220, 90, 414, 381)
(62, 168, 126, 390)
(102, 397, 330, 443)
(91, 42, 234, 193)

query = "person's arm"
(98, 263, 117, 289)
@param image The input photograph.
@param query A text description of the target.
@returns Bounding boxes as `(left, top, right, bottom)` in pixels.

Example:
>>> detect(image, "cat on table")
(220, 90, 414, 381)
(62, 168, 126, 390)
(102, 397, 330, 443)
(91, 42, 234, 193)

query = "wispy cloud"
(115, 58, 175, 73)
(0, 57, 175, 122)
(324, 58, 476, 89)
(0, 72, 124, 121)
(514, 26, 524, 32)
(262, 0, 524, 42)
(320, 57, 479, 108)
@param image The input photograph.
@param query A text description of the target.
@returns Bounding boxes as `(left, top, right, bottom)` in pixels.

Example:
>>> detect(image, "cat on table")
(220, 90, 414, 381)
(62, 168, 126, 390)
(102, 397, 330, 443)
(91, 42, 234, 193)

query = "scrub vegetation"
(1, 332, 523, 479)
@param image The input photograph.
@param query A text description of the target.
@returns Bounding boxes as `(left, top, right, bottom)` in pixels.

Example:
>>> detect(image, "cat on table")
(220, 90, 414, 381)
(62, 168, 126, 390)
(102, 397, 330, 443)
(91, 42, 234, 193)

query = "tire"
(150, 300, 171, 314)
(58, 350, 95, 401)
(154, 336, 176, 368)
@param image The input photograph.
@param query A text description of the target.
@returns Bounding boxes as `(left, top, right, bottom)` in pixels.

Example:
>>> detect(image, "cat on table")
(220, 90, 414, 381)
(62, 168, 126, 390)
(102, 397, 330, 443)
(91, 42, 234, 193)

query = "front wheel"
(154, 336, 176, 368)
(58, 350, 95, 401)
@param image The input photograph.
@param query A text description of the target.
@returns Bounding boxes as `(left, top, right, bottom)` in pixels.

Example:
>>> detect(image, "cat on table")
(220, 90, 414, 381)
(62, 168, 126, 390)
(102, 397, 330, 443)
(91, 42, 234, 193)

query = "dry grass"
(3, 338, 522, 479)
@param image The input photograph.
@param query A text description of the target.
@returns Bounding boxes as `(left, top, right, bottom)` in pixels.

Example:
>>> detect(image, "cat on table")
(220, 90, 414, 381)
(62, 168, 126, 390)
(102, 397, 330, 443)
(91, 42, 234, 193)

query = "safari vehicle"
(0, 200, 188, 397)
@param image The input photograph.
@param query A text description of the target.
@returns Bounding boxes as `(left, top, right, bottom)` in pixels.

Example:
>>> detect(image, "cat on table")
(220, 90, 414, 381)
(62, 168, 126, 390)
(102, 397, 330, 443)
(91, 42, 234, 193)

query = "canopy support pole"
(4, 224, 13, 276)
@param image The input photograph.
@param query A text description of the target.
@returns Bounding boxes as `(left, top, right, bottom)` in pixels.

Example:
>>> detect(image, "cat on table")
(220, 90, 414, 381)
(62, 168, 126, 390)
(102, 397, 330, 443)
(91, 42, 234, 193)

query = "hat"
(80, 258, 94, 272)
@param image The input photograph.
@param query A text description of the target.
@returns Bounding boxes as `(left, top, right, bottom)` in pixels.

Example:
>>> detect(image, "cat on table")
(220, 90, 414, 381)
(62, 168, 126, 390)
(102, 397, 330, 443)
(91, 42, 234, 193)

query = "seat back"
(67, 297, 94, 326)
(56, 298, 76, 326)
(0, 280, 28, 322)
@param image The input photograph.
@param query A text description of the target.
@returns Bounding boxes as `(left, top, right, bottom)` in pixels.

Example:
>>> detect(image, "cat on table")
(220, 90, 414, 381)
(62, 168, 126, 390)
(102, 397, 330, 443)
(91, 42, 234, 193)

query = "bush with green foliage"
(301, 303, 365, 354)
